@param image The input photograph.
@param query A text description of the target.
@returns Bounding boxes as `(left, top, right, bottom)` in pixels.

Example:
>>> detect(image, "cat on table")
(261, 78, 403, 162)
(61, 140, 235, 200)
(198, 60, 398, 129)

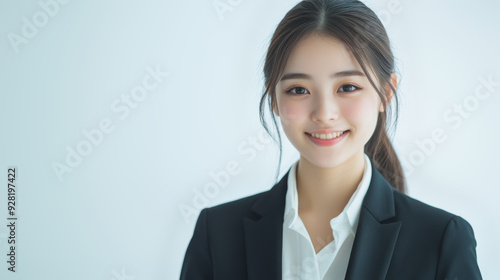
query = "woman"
(180, 0, 482, 279)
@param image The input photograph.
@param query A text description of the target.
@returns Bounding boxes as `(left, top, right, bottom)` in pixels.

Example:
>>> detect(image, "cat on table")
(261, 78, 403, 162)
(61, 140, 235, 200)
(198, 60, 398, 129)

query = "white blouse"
(282, 153, 372, 280)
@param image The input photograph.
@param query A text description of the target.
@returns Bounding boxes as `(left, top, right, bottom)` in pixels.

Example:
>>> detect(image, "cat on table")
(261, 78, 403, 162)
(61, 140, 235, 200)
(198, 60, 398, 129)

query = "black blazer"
(180, 158, 482, 279)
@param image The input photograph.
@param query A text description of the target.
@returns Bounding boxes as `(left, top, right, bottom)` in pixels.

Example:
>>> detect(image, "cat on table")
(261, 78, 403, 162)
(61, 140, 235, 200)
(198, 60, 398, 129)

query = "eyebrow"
(279, 70, 365, 82)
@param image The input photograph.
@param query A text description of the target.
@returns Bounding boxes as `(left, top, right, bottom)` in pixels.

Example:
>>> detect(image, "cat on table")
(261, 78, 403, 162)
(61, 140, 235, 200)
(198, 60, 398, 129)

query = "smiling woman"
(272, 34, 391, 177)
(180, 0, 483, 279)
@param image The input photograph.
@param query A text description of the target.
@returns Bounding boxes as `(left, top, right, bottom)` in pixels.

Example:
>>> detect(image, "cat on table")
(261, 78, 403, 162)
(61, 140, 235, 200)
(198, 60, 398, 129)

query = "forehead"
(283, 33, 361, 76)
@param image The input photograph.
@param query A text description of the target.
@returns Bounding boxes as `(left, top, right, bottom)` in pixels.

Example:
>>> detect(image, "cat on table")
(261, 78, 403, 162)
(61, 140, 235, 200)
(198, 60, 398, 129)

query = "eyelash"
(285, 83, 362, 95)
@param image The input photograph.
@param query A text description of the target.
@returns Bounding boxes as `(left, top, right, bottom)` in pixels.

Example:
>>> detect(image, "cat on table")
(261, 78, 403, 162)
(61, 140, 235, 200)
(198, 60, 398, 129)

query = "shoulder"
(200, 189, 270, 225)
(180, 189, 271, 279)
(390, 188, 477, 243)
(389, 189, 481, 278)
(392, 188, 455, 221)
(210, 188, 268, 210)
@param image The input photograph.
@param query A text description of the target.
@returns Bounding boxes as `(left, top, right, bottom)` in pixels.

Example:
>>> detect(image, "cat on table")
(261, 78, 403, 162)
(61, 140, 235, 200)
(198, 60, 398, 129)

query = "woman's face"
(273, 33, 389, 168)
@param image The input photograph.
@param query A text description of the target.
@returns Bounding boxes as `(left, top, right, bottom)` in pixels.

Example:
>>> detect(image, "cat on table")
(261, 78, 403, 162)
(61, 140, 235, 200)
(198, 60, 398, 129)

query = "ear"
(379, 73, 397, 112)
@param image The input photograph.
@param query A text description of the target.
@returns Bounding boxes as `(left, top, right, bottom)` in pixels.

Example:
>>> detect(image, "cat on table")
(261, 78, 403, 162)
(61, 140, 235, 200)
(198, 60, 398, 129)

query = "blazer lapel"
(344, 161, 402, 280)
(243, 158, 402, 280)
(243, 169, 289, 280)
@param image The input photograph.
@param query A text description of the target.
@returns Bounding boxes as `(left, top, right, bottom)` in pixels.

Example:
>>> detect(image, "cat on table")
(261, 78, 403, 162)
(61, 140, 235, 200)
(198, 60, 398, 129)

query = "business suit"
(180, 157, 482, 279)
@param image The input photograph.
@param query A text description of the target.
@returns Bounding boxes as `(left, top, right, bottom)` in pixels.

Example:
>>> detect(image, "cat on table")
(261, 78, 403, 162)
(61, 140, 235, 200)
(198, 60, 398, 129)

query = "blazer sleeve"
(180, 208, 213, 280)
(435, 215, 482, 279)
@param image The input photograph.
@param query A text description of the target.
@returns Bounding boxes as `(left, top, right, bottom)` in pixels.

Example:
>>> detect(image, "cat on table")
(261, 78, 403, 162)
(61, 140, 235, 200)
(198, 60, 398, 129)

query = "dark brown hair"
(259, 0, 406, 193)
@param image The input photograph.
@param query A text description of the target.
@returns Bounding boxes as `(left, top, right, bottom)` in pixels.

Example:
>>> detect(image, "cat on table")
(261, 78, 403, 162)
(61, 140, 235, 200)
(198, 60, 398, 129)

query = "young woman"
(180, 0, 482, 279)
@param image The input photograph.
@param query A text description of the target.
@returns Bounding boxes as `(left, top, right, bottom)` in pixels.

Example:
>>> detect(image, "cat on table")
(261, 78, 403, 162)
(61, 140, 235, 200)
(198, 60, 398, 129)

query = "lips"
(305, 130, 349, 146)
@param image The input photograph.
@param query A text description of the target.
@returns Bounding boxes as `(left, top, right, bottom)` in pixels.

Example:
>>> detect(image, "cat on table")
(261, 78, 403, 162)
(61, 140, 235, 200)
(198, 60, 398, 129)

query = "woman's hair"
(259, 0, 407, 193)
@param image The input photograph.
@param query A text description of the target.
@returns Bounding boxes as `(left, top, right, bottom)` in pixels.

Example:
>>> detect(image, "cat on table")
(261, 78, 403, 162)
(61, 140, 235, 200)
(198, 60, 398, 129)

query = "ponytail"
(365, 112, 406, 194)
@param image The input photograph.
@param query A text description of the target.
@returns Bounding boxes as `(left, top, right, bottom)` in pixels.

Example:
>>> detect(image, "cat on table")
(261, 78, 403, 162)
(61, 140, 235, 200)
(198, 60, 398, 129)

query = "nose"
(311, 92, 340, 123)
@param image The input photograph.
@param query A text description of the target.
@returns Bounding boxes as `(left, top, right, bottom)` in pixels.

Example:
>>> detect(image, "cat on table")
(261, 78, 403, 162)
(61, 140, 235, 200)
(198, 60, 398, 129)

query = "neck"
(296, 151, 366, 218)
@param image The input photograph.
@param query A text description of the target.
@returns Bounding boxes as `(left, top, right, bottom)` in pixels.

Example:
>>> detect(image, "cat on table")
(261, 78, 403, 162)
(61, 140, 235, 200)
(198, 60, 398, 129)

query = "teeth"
(311, 131, 345, 140)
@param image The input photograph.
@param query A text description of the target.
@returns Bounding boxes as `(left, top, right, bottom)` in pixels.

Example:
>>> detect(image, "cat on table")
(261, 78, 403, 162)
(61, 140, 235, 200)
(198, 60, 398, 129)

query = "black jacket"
(180, 158, 482, 279)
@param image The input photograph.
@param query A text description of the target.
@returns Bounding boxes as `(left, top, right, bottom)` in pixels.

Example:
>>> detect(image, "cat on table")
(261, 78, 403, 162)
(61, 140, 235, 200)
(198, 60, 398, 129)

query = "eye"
(285, 86, 309, 95)
(338, 84, 362, 93)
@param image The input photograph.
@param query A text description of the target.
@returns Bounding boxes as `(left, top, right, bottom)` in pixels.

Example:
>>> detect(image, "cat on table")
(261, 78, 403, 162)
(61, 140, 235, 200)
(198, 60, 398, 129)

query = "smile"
(305, 130, 349, 146)
(307, 130, 348, 139)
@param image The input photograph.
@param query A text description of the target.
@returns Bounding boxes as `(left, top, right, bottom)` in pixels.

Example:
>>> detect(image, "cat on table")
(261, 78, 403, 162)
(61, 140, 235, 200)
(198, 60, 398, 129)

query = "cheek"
(280, 103, 306, 124)
(342, 97, 378, 126)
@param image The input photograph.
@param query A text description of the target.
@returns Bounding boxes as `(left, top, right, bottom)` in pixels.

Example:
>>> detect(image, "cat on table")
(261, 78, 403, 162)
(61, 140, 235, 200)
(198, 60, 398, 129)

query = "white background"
(0, 0, 498, 279)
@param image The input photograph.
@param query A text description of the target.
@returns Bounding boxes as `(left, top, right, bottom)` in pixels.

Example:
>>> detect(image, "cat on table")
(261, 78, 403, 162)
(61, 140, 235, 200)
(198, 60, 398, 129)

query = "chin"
(301, 152, 349, 169)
